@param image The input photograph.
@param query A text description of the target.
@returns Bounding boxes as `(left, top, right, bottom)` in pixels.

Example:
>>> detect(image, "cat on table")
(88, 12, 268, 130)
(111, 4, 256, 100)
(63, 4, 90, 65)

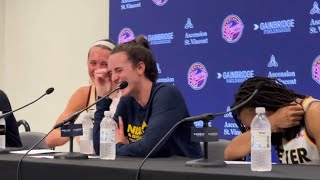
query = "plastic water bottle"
(100, 111, 116, 160)
(80, 112, 94, 154)
(251, 107, 272, 171)
(0, 111, 5, 149)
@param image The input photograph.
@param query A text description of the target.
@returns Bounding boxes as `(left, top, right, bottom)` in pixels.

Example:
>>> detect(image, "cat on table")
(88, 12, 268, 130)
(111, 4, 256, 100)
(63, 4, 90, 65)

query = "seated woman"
(0, 90, 22, 147)
(45, 39, 120, 149)
(92, 35, 202, 158)
(224, 77, 320, 164)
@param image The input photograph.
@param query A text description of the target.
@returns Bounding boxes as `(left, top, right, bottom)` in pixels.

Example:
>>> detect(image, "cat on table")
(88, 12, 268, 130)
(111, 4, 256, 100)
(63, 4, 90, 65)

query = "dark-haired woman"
(224, 77, 320, 164)
(93, 35, 202, 158)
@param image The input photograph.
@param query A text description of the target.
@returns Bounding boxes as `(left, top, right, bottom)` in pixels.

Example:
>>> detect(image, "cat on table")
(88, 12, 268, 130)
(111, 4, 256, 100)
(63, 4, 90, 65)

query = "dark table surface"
(1, 153, 319, 180)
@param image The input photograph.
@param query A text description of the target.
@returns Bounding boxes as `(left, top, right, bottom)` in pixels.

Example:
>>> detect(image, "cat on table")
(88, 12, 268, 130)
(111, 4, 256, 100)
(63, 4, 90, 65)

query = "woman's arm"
(224, 130, 251, 160)
(45, 86, 90, 148)
(304, 102, 320, 154)
(224, 104, 304, 161)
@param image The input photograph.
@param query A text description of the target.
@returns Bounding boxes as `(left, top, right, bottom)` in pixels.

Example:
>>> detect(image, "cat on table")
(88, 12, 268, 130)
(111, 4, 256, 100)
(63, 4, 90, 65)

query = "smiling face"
(107, 51, 145, 97)
(87, 47, 111, 81)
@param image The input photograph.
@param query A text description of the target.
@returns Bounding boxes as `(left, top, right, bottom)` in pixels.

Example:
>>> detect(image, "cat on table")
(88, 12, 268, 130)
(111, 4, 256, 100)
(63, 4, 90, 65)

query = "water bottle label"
(251, 129, 271, 149)
(81, 128, 93, 140)
(100, 128, 115, 143)
(0, 125, 5, 135)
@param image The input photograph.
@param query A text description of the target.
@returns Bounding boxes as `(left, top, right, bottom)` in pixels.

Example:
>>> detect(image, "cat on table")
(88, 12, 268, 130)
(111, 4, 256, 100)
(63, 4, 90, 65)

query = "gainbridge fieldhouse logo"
(118, 28, 135, 44)
(222, 14, 244, 43)
(153, 0, 168, 6)
(312, 55, 320, 84)
(187, 62, 208, 90)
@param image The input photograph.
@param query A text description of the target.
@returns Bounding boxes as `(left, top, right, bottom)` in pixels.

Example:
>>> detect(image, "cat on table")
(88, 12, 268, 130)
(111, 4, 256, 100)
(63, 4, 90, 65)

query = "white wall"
(0, 0, 4, 81)
(1, 0, 109, 150)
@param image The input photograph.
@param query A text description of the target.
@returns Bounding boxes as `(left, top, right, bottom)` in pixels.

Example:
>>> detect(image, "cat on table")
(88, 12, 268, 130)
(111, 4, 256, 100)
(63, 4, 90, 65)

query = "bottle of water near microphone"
(80, 111, 94, 154)
(100, 111, 117, 160)
(0, 111, 5, 149)
(251, 107, 272, 171)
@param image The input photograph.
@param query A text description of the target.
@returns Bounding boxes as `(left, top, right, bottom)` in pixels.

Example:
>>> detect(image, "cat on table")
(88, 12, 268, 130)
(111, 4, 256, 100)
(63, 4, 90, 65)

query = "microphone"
(182, 81, 264, 122)
(53, 81, 128, 129)
(182, 113, 214, 122)
(135, 81, 264, 180)
(0, 87, 54, 119)
(16, 82, 129, 179)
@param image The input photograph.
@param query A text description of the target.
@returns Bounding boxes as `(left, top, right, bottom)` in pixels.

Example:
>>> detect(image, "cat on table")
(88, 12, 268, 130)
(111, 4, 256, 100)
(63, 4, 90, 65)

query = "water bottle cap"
(255, 107, 265, 114)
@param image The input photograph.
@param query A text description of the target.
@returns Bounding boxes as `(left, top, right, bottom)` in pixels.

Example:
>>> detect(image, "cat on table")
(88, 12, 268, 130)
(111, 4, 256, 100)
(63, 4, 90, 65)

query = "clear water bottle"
(251, 107, 272, 171)
(0, 111, 5, 149)
(80, 112, 94, 154)
(100, 111, 116, 160)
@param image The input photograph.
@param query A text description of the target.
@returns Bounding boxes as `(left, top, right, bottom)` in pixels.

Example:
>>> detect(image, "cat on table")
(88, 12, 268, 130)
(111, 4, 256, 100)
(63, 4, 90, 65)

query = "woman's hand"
(116, 116, 129, 144)
(92, 69, 112, 97)
(269, 103, 304, 132)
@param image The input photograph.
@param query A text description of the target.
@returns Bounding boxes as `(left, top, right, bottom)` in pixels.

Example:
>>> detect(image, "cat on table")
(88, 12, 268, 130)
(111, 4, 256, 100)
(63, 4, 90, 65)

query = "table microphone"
(53, 81, 128, 160)
(16, 82, 128, 180)
(135, 82, 264, 180)
(53, 81, 128, 129)
(0, 87, 54, 154)
(183, 81, 264, 122)
(0, 87, 54, 119)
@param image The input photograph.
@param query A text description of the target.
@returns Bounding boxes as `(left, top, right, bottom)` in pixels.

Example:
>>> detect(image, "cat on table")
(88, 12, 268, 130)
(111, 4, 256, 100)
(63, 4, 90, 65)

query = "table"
(0, 153, 318, 180)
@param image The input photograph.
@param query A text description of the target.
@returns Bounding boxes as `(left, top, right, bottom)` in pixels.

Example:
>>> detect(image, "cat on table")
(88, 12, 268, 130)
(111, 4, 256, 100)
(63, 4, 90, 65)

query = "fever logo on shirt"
(127, 121, 148, 142)
(118, 28, 135, 44)
(312, 55, 320, 84)
(188, 62, 208, 90)
(222, 14, 244, 43)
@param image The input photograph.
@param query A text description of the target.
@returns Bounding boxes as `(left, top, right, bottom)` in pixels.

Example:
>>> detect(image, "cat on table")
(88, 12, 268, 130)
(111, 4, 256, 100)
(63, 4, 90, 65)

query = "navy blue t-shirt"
(0, 90, 22, 147)
(94, 83, 202, 158)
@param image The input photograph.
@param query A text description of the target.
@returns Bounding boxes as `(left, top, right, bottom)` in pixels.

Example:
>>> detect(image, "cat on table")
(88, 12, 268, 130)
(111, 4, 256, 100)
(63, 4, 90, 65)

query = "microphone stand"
(185, 86, 261, 167)
(135, 83, 263, 180)
(54, 117, 88, 159)
(52, 82, 128, 160)
(185, 119, 226, 167)
(0, 88, 54, 154)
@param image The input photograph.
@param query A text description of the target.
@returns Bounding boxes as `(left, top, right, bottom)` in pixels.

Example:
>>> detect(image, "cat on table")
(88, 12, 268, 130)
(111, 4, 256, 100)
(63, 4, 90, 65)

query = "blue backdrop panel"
(110, 0, 320, 140)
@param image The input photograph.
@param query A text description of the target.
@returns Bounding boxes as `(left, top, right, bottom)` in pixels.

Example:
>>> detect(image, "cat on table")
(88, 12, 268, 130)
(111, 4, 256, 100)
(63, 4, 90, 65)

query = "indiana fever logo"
(312, 55, 320, 84)
(222, 14, 244, 43)
(127, 121, 148, 142)
(153, 0, 168, 6)
(188, 62, 208, 90)
(118, 28, 135, 44)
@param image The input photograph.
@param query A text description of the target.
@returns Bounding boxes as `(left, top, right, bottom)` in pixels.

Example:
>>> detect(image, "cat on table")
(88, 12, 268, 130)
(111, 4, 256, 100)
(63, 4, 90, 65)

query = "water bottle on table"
(0, 111, 5, 149)
(251, 107, 272, 171)
(80, 112, 94, 154)
(100, 111, 116, 160)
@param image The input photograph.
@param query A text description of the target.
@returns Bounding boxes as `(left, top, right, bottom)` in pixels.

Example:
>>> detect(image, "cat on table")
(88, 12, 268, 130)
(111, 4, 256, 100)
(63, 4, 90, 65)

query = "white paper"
(225, 161, 251, 164)
(10, 149, 55, 155)
(29, 155, 54, 159)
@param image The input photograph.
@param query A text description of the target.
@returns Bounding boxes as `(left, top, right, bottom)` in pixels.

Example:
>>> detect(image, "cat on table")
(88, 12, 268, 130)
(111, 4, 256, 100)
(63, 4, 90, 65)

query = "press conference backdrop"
(109, 0, 320, 140)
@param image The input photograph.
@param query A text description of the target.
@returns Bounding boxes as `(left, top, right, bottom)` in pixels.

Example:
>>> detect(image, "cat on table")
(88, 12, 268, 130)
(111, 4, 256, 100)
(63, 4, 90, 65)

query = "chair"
(201, 139, 231, 161)
(17, 119, 50, 150)
(17, 119, 31, 132)
(19, 131, 50, 150)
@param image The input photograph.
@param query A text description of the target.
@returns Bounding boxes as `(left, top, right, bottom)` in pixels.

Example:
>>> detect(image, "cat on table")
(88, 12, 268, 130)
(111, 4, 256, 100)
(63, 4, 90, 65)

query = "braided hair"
(231, 77, 306, 144)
